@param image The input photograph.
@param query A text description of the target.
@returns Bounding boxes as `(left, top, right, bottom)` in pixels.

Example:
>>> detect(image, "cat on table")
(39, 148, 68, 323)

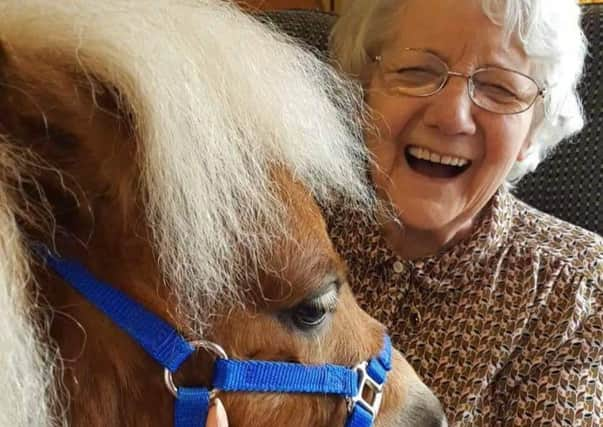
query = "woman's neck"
(379, 213, 476, 260)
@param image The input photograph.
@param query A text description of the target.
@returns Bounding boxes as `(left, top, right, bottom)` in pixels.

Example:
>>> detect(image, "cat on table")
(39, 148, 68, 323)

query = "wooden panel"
(235, 0, 326, 11)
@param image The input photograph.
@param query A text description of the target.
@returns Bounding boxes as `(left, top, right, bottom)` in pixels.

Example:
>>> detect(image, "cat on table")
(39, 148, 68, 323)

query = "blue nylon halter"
(40, 250, 392, 427)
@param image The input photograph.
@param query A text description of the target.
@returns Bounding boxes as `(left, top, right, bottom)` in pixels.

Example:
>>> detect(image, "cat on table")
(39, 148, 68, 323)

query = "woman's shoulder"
(323, 200, 382, 263)
(508, 194, 602, 280)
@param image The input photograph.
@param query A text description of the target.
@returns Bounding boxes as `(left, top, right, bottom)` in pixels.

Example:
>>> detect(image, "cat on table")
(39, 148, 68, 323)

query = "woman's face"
(366, 0, 536, 236)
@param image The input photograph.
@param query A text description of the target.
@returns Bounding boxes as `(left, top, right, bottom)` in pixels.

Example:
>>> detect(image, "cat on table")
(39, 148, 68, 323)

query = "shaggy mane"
(0, 1, 372, 425)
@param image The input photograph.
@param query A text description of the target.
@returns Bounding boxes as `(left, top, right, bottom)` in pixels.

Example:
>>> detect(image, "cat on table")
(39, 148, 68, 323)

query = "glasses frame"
(373, 48, 547, 115)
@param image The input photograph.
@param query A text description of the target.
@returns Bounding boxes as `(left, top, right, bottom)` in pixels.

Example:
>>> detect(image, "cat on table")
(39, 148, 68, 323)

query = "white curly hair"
(330, 0, 588, 182)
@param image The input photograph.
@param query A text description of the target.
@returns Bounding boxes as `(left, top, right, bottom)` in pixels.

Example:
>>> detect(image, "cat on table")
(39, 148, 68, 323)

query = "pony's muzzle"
(398, 380, 448, 427)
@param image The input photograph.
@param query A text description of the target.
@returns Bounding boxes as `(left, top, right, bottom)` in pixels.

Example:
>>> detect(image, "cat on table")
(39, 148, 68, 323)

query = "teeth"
(407, 146, 469, 167)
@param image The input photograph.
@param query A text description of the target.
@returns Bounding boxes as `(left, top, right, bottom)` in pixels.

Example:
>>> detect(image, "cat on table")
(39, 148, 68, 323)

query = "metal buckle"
(164, 340, 228, 398)
(346, 361, 384, 417)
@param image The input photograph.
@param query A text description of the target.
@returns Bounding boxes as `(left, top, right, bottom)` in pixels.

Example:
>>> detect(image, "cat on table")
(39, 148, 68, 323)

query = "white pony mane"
(0, 1, 371, 424)
(0, 144, 63, 426)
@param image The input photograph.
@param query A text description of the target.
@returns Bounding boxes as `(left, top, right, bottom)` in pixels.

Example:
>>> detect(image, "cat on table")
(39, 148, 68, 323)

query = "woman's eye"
(476, 82, 519, 101)
(397, 66, 434, 73)
(390, 67, 440, 86)
(291, 303, 328, 330)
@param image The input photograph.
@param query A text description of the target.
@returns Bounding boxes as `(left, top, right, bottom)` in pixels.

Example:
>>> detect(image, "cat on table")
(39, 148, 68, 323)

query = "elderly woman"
(326, 0, 603, 425)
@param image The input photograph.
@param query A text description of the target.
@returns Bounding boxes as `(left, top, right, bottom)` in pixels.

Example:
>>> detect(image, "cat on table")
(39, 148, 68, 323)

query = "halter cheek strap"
(40, 250, 392, 427)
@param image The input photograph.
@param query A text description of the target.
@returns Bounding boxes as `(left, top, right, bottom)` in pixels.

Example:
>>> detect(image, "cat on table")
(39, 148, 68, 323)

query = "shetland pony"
(0, 1, 445, 426)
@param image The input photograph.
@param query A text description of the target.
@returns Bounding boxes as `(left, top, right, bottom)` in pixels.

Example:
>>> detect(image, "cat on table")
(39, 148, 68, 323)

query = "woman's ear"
(517, 104, 544, 161)
(516, 137, 532, 161)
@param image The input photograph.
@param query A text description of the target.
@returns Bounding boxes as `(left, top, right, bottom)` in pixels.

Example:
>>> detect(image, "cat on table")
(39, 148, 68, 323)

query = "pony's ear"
(86, 77, 136, 138)
(82, 75, 126, 122)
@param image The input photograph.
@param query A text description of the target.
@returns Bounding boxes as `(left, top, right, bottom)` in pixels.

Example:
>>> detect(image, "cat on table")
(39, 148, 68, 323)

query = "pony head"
(0, 1, 445, 426)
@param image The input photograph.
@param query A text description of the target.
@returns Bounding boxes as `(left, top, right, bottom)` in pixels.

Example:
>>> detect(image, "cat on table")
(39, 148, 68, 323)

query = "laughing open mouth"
(405, 146, 471, 179)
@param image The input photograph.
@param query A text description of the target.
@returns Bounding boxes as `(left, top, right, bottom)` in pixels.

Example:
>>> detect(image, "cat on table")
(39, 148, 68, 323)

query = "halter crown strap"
(40, 251, 194, 372)
(39, 250, 212, 426)
(39, 249, 392, 427)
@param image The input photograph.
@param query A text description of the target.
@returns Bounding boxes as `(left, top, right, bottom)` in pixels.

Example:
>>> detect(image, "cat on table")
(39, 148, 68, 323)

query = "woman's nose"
(423, 77, 477, 137)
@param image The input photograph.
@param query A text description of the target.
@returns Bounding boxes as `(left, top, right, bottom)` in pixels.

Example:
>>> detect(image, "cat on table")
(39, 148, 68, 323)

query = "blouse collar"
(329, 187, 515, 292)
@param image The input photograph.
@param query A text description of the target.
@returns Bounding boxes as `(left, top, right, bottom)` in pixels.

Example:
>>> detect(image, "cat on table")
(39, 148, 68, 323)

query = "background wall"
(237, 0, 602, 13)
(331, 1, 603, 13)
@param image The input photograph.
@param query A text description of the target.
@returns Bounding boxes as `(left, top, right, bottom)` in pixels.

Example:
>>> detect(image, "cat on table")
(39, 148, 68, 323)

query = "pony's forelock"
(0, 0, 372, 329)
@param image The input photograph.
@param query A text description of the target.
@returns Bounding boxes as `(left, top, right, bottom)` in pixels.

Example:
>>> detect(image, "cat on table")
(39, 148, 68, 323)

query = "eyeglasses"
(373, 48, 546, 115)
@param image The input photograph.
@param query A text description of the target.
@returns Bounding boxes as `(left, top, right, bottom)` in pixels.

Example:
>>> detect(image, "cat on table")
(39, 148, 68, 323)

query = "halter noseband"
(40, 250, 392, 427)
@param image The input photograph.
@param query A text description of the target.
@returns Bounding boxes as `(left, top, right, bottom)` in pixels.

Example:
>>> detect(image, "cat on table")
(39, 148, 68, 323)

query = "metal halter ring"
(346, 361, 385, 417)
(164, 340, 229, 398)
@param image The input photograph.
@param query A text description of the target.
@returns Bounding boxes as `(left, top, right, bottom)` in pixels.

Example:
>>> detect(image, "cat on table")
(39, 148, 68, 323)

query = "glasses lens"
(471, 68, 540, 114)
(379, 50, 447, 96)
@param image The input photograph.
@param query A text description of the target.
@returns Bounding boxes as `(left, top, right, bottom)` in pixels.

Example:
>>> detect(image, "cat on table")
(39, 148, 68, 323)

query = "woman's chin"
(390, 195, 460, 231)
(399, 214, 456, 235)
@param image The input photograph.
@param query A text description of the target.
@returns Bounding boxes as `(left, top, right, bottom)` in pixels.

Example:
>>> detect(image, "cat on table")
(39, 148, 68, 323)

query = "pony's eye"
(291, 302, 328, 330)
(288, 284, 339, 332)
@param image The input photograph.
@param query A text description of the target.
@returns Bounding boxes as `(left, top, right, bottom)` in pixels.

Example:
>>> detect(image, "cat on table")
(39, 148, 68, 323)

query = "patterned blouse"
(326, 188, 603, 426)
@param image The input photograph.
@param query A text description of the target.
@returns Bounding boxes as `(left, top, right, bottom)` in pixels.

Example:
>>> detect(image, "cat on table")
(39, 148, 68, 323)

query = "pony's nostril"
(413, 397, 447, 427)
(432, 408, 448, 427)
(428, 396, 448, 427)
(398, 381, 448, 427)
(439, 415, 449, 427)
